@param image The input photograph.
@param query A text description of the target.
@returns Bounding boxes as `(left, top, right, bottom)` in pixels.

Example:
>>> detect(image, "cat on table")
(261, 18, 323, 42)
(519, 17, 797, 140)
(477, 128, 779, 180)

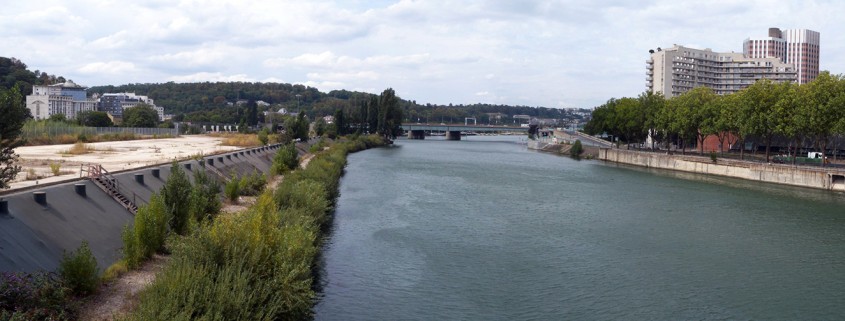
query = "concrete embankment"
(598, 148, 845, 192)
(0, 144, 285, 273)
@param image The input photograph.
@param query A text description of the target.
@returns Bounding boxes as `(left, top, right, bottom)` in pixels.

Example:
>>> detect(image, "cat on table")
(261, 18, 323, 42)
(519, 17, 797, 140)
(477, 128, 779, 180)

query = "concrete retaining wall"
(0, 143, 286, 273)
(598, 148, 845, 191)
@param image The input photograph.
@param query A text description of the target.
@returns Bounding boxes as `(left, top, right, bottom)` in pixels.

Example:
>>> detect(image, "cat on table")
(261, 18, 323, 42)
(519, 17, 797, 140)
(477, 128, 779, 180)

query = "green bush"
(59, 241, 99, 296)
(257, 128, 269, 146)
(271, 143, 299, 175)
(162, 162, 193, 235)
(238, 170, 266, 196)
(0, 272, 76, 320)
(224, 174, 241, 203)
(125, 135, 389, 321)
(134, 194, 169, 260)
(570, 139, 584, 158)
(190, 170, 222, 221)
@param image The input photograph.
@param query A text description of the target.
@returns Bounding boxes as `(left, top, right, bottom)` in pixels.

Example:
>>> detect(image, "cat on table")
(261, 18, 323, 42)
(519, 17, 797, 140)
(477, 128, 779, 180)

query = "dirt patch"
(78, 254, 169, 321)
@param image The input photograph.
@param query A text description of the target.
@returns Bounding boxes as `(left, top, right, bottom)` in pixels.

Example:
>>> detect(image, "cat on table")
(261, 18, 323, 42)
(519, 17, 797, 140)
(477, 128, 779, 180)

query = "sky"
(2, 0, 843, 109)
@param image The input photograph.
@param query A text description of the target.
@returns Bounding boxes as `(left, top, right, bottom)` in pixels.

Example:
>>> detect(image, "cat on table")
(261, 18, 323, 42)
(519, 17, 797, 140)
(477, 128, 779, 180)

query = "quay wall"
(0, 144, 285, 273)
(597, 148, 845, 192)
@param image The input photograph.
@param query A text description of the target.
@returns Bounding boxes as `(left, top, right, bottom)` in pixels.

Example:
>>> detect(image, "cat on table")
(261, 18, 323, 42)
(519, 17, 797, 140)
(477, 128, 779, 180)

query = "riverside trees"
(585, 72, 845, 162)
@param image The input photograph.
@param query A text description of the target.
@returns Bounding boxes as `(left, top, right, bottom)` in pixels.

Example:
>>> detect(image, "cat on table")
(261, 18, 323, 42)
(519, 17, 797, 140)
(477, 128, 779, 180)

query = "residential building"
(98, 92, 164, 120)
(647, 45, 796, 97)
(25, 81, 97, 120)
(744, 27, 820, 84)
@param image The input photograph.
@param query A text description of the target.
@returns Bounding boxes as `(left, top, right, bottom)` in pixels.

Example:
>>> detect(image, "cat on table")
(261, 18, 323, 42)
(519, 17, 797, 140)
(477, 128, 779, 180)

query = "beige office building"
(647, 45, 796, 97)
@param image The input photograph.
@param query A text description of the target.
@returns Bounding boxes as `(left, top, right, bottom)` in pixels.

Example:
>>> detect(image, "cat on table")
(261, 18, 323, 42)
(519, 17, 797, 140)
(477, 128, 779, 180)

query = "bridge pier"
(446, 131, 461, 141)
(408, 130, 425, 140)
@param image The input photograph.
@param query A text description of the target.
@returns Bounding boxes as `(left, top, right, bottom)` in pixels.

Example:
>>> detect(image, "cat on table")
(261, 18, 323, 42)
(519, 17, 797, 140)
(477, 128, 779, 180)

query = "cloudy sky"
(2, 0, 842, 108)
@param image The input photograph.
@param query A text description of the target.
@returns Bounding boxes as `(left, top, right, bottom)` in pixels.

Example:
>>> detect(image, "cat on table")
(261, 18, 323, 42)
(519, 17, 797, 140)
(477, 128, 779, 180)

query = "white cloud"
(2, 0, 843, 108)
(77, 61, 138, 74)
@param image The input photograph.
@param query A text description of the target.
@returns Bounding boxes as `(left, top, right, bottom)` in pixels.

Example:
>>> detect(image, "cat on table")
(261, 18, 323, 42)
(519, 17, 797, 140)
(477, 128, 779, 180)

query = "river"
(314, 135, 845, 320)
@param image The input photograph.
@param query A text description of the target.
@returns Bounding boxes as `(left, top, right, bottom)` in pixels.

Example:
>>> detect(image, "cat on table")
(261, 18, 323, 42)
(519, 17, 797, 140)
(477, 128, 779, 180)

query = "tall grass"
(211, 132, 261, 147)
(125, 134, 388, 320)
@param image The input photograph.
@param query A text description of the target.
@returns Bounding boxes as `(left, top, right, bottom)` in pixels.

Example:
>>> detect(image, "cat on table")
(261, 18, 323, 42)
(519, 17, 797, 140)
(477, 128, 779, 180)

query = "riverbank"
(597, 148, 845, 192)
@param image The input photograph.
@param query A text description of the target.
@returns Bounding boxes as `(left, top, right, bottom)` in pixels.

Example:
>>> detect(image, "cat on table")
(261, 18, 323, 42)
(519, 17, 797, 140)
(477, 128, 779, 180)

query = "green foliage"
(162, 162, 192, 235)
(189, 170, 221, 221)
(257, 128, 269, 145)
(238, 170, 266, 196)
(271, 143, 299, 175)
(58, 241, 99, 295)
(377, 88, 403, 139)
(314, 117, 327, 137)
(122, 193, 169, 269)
(0, 271, 76, 320)
(570, 139, 584, 158)
(76, 110, 113, 127)
(126, 135, 388, 321)
(710, 152, 718, 163)
(224, 174, 240, 203)
(122, 104, 159, 128)
(0, 87, 28, 188)
(48, 113, 68, 123)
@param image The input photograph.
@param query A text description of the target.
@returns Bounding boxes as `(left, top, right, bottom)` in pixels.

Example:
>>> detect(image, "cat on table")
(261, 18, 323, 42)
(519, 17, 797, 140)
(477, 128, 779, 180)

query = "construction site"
(0, 135, 285, 272)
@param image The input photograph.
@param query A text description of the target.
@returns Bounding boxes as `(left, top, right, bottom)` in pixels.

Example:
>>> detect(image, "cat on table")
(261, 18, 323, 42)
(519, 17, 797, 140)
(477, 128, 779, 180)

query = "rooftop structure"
(744, 27, 820, 84)
(647, 45, 797, 97)
(26, 81, 97, 120)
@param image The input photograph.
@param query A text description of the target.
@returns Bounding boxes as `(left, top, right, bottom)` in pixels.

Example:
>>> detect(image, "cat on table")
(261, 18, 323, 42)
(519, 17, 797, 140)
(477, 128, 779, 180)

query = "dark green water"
(315, 136, 845, 320)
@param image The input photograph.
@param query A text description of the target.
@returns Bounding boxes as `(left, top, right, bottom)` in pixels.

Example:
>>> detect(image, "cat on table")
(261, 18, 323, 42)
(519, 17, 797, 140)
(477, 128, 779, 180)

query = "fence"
(21, 123, 178, 140)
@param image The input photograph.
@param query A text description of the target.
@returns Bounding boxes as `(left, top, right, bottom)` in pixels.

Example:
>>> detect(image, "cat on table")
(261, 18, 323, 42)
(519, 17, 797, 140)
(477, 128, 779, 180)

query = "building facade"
(744, 27, 820, 84)
(25, 81, 97, 120)
(98, 92, 164, 120)
(647, 45, 797, 97)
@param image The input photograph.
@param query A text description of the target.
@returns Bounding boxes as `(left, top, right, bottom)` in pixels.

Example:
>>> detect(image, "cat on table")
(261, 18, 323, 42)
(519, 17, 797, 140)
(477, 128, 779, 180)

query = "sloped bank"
(124, 135, 388, 320)
(0, 143, 287, 273)
(598, 148, 845, 192)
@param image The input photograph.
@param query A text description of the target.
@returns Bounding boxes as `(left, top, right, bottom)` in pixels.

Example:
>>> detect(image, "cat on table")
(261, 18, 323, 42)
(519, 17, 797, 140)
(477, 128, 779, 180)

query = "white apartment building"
(647, 45, 797, 97)
(98, 92, 165, 121)
(26, 81, 97, 120)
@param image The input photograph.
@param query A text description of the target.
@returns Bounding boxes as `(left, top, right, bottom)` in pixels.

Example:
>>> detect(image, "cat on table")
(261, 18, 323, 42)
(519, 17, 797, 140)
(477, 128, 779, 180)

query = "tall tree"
(366, 95, 379, 134)
(333, 108, 346, 136)
(76, 110, 113, 127)
(246, 99, 258, 126)
(123, 104, 159, 128)
(0, 87, 28, 188)
(377, 88, 402, 139)
(740, 80, 787, 161)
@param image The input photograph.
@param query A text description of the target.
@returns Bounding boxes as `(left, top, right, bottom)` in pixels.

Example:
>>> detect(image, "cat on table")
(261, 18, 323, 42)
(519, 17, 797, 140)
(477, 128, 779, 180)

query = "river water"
(314, 135, 845, 320)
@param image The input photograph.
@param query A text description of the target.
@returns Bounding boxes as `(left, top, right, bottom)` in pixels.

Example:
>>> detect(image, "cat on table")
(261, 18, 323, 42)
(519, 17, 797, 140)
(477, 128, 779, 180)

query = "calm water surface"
(315, 136, 845, 320)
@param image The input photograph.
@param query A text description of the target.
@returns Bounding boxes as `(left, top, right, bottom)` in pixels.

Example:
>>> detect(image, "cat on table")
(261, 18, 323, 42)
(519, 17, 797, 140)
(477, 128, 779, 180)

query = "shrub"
(162, 162, 192, 235)
(224, 174, 240, 203)
(271, 143, 299, 175)
(63, 142, 92, 155)
(257, 128, 269, 146)
(102, 260, 128, 283)
(58, 241, 100, 296)
(238, 170, 266, 196)
(0, 272, 76, 320)
(710, 151, 718, 163)
(135, 193, 170, 259)
(49, 162, 62, 176)
(570, 139, 584, 158)
(121, 225, 141, 269)
(189, 170, 221, 221)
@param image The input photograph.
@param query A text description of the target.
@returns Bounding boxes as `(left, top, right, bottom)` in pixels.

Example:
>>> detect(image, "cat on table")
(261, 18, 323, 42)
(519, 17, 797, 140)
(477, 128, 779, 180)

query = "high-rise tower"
(744, 27, 820, 84)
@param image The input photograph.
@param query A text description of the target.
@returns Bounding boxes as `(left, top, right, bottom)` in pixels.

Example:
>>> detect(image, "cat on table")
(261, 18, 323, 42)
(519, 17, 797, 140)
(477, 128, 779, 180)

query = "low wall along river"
(598, 148, 845, 192)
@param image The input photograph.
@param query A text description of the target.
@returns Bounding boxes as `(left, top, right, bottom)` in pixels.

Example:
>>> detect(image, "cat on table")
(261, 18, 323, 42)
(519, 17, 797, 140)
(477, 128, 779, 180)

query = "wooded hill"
(89, 82, 588, 125)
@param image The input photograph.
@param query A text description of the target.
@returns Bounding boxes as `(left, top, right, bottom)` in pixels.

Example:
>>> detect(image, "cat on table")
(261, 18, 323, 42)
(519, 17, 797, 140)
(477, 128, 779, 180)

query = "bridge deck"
(401, 124, 526, 132)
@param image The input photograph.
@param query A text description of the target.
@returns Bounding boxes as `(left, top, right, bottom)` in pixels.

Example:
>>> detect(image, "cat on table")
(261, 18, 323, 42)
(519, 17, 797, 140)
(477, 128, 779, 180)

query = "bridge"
(401, 124, 526, 140)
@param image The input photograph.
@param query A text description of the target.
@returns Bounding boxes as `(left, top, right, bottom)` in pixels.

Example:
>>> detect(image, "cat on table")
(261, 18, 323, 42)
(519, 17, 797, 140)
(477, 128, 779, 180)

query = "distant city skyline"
(2, 1, 843, 109)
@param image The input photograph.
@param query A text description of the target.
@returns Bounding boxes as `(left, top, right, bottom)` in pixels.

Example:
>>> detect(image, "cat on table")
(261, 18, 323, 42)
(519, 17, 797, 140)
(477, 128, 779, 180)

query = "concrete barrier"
(598, 148, 845, 191)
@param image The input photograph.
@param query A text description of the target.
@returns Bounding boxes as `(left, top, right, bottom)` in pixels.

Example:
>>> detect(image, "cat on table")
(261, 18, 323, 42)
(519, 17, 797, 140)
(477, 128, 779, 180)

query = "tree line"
(585, 71, 845, 162)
